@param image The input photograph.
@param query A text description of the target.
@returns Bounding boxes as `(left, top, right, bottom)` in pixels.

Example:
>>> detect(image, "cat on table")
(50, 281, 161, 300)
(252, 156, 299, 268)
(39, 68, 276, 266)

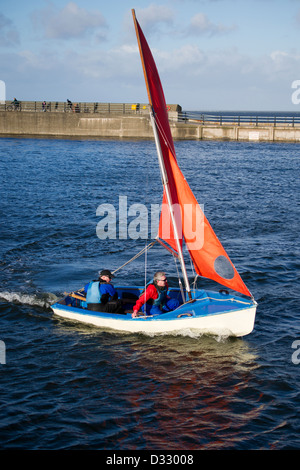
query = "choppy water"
(0, 136, 299, 450)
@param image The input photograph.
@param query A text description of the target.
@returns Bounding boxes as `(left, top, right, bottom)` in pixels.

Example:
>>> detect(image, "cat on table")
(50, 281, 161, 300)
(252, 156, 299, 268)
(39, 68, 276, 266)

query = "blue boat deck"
(52, 285, 254, 322)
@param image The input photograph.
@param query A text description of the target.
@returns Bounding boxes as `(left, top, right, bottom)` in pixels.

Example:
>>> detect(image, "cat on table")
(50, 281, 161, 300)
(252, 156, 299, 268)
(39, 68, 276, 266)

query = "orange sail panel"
(167, 149, 252, 297)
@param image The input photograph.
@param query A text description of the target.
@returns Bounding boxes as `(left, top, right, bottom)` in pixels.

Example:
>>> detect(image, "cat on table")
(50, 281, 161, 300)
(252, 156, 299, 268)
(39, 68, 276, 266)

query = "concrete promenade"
(0, 101, 299, 142)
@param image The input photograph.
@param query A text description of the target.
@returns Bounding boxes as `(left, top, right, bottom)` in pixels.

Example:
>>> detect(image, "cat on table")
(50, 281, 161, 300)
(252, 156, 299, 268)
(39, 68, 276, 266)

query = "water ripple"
(0, 138, 299, 449)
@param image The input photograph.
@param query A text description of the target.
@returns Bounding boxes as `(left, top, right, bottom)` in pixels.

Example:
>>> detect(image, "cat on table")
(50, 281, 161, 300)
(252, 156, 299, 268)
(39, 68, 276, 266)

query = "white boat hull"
(51, 287, 257, 337)
(52, 304, 256, 337)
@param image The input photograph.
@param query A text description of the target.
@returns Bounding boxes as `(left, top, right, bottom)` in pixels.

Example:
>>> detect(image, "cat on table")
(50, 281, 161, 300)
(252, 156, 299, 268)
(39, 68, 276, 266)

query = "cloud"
(0, 13, 20, 47)
(186, 12, 236, 36)
(32, 1, 108, 41)
(269, 49, 300, 77)
(296, 8, 300, 28)
(135, 4, 175, 36)
(3, 4, 299, 110)
(139, 42, 300, 110)
(3, 38, 298, 110)
(128, 8, 236, 41)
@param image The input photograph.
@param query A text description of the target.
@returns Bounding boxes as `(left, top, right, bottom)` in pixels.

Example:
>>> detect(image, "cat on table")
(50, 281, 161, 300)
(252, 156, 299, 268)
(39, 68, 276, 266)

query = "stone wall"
(0, 111, 299, 142)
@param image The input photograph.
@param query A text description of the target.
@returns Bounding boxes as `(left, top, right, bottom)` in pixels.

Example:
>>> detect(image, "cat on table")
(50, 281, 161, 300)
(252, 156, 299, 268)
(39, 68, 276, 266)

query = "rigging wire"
(154, 112, 175, 158)
(112, 241, 156, 275)
(151, 109, 192, 302)
(172, 253, 185, 304)
(144, 147, 150, 293)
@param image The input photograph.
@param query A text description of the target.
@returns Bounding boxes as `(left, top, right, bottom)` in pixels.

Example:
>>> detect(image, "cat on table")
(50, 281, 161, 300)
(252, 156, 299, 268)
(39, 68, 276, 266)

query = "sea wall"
(172, 122, 300, 142)
(0, 111, 153, 139)
(0, 111, 299, 142)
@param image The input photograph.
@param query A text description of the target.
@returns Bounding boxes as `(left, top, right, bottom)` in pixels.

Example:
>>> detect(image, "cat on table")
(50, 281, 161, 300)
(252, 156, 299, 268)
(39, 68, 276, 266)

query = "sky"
(1, 0, 300, 111)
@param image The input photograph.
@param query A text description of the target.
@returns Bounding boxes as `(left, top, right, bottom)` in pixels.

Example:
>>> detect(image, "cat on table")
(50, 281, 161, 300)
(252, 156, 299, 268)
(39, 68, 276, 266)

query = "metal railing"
(1, 101, 299, 127)
(0, 100, 182, 116)
(178, 111, 300, 127)
(0, 100, 154, 114)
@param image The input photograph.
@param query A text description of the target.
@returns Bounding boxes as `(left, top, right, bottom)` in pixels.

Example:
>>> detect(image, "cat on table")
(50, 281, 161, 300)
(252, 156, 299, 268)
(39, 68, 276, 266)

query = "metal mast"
(150, 111, 192, 301)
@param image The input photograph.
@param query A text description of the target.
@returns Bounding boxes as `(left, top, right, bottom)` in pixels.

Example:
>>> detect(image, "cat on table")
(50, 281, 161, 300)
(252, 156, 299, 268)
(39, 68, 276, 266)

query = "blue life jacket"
(86, 281, 101, 304)
(152, 285, 168, 307)
(85, 281, 117, 304)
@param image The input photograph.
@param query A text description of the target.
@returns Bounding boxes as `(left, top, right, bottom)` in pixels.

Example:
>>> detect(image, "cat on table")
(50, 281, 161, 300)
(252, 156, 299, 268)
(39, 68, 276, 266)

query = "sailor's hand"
(132, 310, 138, 318)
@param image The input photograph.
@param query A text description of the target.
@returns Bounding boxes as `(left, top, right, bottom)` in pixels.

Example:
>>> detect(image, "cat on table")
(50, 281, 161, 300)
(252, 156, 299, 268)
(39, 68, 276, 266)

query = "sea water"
(0, 136, 299, 450)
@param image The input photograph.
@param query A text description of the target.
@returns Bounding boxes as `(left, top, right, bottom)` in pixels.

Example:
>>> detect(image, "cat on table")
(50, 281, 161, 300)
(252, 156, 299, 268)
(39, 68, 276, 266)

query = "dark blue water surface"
(0, 136, 299, 450)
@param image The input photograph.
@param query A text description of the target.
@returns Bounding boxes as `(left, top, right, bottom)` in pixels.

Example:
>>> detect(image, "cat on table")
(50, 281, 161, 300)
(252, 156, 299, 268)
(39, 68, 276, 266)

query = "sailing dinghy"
(51, 10, 257, 337)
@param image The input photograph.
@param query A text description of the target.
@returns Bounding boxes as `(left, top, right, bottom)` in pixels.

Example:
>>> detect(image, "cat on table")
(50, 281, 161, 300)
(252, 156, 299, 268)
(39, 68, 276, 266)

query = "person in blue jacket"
(84, 269, 123, 313)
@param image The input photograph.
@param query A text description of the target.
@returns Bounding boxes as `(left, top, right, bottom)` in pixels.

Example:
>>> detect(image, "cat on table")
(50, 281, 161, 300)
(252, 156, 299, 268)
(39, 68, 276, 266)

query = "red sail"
(132, 10, 251, 297)
(132, 10, 180, 217)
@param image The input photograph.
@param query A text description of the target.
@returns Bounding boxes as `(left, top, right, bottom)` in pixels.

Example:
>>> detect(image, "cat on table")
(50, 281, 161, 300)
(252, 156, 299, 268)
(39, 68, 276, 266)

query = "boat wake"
(0, 290, 58, 309)
(142, 327, 232, 341)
